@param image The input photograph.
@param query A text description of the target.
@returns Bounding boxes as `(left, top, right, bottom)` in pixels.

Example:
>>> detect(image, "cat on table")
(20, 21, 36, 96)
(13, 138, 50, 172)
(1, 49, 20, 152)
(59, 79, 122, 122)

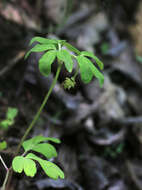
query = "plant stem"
(0, 155, 8, 171)
(0, 155, 9, 190)
(5, 63, 62, 190)
(2, 169, 9, 190)
(15, 63, 62, 156)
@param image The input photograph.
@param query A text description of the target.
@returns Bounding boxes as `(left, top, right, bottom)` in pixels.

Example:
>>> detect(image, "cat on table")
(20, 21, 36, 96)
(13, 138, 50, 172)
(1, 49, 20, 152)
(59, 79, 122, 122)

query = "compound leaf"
(39, 50, 56, 77)
(81, 51, 104, 70)
(22, 135, 60, 152)
(12, 156, 24, 173)
(29, 37, 58, 46)
(57, 50, 73, 72)
(23, 158, 37, 177)
(26, 153, 64, 180)
(32, 143, 57, 159)
(76, 55, 93, 83)
(64, 42, 80, 55)
(25, 44, 56, 59)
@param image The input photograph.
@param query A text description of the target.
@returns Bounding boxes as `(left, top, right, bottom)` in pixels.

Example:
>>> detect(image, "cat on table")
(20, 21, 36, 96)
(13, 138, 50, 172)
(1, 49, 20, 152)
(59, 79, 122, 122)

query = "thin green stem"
(2, 169, 9, 190)
(73, 64, 79, 79)
(70, 54, 79, 80)
(71, 54, 77, 59)
(15, 63, 62, 156)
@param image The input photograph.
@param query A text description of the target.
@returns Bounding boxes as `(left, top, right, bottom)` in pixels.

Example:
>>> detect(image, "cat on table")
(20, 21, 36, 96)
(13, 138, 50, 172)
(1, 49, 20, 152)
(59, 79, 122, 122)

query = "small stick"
(0, 51, 25, 77)
(0, 155, 8, 171)
(126, 160, 142, 190)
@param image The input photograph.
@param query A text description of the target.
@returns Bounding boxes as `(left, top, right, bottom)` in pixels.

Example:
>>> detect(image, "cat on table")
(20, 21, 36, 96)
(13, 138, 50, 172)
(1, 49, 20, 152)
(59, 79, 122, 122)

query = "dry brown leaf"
(0, 3, 40, 30)
(129, 1, 142, 55)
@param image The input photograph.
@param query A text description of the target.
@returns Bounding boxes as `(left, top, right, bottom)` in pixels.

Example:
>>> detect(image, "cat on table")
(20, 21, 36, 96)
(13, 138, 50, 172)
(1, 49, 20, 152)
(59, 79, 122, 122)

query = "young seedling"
(0, 36, 104, 190)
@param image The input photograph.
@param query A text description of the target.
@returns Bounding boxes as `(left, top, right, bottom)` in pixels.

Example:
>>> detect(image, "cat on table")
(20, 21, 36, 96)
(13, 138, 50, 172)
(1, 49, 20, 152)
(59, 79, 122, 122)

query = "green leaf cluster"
(12, 135, 64, 179)
(63, 77, 76, 90)
(25, 36, 104, 87)
(0, 107, 18, 130)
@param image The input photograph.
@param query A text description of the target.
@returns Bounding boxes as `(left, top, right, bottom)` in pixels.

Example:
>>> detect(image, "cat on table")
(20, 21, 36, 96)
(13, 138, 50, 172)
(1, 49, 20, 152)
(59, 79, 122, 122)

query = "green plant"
(12, 135, 64, 178)
(0, 36, 104, 190)
(0, 141, 7, 151)
(104, 143, 124, 158)
(0, 107, 18, 130)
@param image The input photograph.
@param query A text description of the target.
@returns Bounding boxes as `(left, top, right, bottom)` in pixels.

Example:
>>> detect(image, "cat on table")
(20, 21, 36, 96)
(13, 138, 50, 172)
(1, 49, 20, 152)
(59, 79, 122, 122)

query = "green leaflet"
(6, 107, 18, 120)
(12, 156, 24, 173)
(29, 37, 58, 46)
(26, 153, 65, 179)
(76, 55, 104, 87)
(0, 141, 7, 150)
(89, 61, 104, 87)
(40, 160, 64, 180)
(76, 56, 93, 83)
(64, 42, 80, 55)
(43, 137, 61, 144)
(57, 49, 73, 72)
(25, 44, 56, 59)
(12, 136, 63, 179)
(0, 120, 13, 130)
(12, 156, 37, 177)
(81, 51, 104, 70)
(29, 37, 66, 46)
(39, 50, 56, 77)
(31, 143, 57, 159)
(23, 158, 37, 177)
(22, 135, 60, 152)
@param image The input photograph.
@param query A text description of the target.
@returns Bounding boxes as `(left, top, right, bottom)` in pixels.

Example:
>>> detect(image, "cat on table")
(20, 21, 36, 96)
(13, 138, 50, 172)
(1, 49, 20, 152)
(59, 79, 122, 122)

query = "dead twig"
(0, 51, 25, 77)
(111, 116, 142, 125)
(126, 160, 142, 190)
(56, 6, 96, 35)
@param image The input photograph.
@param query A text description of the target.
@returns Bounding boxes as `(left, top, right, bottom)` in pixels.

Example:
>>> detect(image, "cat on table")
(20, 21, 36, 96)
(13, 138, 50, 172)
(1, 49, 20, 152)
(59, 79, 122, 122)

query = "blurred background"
(1, 0, 142, 189)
